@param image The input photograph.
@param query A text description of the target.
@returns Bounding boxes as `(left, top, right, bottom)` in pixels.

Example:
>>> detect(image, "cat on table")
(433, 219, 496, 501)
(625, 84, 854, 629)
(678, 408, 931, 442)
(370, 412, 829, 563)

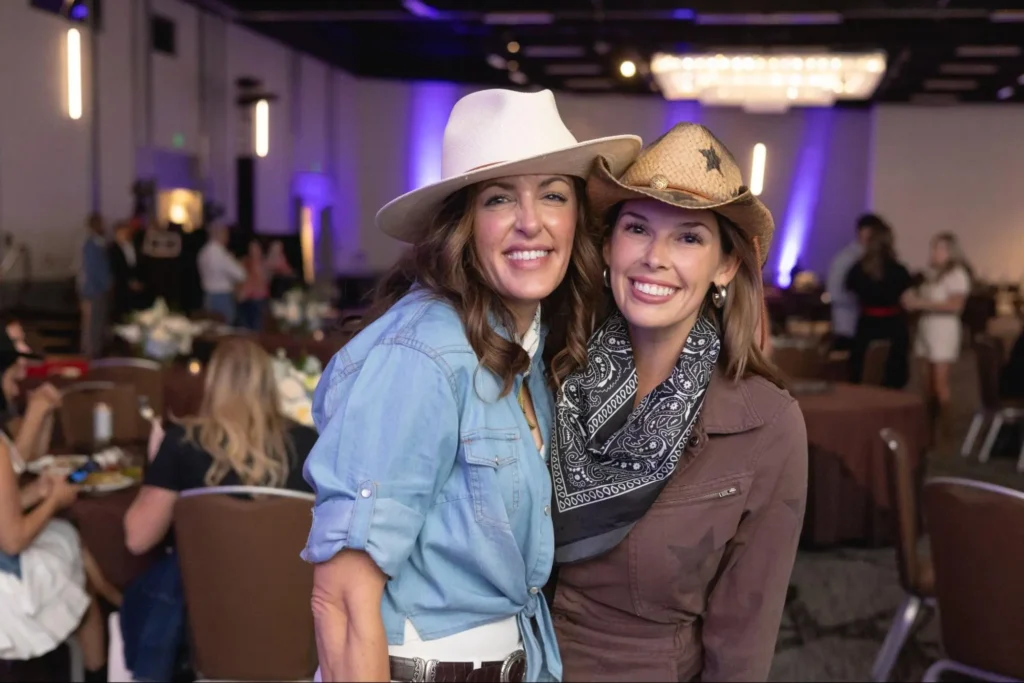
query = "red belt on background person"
(862, 306, 903, 317)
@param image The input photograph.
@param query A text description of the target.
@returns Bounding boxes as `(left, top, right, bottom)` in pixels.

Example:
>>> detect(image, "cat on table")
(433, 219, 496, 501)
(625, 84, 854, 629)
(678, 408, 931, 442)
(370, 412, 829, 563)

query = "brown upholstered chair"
(58, 381, 138, 450)
(871, 428, 935, 682)
(862, 339, 892, 387)
(88, 358, 164, 439)
(922, 477, 1024, 682)
(962, 335, 1024, 466)
(174, 487, 317, 681)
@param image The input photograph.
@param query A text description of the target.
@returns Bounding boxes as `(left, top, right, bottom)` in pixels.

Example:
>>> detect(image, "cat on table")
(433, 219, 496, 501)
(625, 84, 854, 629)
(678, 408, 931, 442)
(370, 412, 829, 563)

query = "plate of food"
(82, 470, 137, 494)
(26, 455, 89, 476)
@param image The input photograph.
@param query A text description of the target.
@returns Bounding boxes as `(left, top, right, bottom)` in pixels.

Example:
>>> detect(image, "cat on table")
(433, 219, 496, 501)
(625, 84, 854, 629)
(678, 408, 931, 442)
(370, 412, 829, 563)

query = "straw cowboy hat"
(588, 123, 775, 265)
(376, 89, 643, 242)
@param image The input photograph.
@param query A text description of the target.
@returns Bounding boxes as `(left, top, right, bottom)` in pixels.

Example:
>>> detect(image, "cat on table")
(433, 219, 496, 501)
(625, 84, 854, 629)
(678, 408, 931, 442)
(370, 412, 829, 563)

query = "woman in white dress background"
(904, 232, 972, 449)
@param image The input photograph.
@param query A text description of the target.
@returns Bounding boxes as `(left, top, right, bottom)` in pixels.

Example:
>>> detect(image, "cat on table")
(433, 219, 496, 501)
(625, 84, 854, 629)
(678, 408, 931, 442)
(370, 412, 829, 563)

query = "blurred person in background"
(237, 239, 270, 331)
(197, 225, 245, 325)
(904, 233, 973, 450)
(845, 219, 914, 388)
(266, 240, 297, 299)
(77, 213, 111, 358)
(109, 220, 147, 322)
(826, 214, 880, 352)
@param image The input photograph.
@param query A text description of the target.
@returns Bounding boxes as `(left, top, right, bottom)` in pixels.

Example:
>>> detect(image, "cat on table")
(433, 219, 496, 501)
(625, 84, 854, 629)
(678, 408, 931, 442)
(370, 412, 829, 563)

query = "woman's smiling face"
(604, 199, 737, 335)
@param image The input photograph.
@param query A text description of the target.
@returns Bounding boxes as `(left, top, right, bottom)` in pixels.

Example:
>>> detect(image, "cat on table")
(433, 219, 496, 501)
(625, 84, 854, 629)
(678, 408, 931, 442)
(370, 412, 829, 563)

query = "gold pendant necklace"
(518, 383, 537, 429)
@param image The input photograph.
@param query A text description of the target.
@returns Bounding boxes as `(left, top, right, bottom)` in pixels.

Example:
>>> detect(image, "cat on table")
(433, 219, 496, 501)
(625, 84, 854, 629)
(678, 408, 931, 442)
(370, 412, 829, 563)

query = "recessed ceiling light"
(486, 54, 507, 70)
(507, 60, 519, 72)
(509, 71, 528, 85)
(1018, 74, 1024, 85)
(620, 60, 637, 78)
(507, 41, 520, 54)
(997, 85, 1015, 99)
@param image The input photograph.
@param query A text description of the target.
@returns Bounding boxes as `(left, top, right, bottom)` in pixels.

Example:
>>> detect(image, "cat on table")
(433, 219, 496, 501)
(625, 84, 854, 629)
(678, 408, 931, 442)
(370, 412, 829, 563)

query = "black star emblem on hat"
(700, 146, 723, 174)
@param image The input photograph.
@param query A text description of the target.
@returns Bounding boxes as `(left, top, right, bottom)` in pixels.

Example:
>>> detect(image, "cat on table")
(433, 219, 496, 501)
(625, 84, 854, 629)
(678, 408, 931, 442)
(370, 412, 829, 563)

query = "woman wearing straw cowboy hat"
(301, 88, 640, 682)
(548, 123, 807, 682)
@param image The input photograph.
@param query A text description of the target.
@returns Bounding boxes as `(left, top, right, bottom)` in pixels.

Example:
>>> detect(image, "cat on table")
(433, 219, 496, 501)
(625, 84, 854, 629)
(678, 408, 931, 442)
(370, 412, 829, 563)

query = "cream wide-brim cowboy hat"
(376, 89, 642, 242)
(588, 123, 775, 266)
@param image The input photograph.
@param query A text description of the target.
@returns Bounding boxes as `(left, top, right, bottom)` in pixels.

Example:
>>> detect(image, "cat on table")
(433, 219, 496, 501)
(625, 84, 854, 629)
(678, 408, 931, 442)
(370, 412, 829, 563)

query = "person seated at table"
(0, 327, 60, 468)
(120, 337, 316, 680)
(125, 336, 316, 553)
(0, 394, 109, 681)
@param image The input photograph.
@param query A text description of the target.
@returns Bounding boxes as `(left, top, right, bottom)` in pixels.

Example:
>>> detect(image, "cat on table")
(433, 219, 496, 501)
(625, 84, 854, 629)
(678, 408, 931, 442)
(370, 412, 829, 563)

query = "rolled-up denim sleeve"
(301, 342, 459, 577)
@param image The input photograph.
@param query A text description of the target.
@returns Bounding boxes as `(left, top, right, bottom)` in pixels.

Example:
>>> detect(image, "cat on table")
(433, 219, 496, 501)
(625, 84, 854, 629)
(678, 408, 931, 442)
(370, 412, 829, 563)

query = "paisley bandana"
(551, 310, 720, 563)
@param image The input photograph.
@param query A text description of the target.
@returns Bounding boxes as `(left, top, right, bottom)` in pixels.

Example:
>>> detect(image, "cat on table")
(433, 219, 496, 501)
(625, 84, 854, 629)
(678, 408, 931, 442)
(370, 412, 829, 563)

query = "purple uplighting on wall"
(775, 107, 833, 287)
(663, 100, 702, 132)
(408, 81, 461, 192)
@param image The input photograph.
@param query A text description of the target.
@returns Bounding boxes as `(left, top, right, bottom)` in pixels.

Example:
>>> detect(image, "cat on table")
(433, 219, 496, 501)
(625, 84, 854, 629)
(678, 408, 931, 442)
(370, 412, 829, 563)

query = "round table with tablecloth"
(795, 382, 929, 547)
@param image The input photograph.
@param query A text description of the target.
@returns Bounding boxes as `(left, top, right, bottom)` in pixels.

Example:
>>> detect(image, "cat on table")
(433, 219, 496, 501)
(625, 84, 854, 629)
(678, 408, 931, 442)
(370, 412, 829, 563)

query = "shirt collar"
(698, 368, 766, 435)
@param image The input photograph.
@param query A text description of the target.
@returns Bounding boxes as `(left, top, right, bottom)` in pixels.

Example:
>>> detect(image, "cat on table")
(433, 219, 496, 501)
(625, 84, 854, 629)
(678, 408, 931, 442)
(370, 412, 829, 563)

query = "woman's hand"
(26, 383, 62, 416)
(47, 474, 81, 509)
(900, 291, 921, 311)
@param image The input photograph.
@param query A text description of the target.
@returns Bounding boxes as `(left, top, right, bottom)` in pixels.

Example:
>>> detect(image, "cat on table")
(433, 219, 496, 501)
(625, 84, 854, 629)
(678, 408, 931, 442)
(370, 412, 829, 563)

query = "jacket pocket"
(629, 473, 752, 618)
(462, 429, 522, 529)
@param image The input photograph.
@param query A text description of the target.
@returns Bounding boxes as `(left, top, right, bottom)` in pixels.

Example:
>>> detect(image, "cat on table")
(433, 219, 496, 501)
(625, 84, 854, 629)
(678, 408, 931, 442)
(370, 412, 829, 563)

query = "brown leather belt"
(389, 649, 526, 682)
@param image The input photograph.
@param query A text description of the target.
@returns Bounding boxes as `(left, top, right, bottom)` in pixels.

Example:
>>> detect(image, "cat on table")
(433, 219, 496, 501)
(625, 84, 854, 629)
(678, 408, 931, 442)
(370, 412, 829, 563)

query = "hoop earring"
(603, 268, 611, 288)
(711, 283, 728, 309)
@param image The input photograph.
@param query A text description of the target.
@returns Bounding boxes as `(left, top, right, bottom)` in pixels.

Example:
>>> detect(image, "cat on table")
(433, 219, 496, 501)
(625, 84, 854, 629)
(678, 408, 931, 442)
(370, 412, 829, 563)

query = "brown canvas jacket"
(553, 370, 808, 682)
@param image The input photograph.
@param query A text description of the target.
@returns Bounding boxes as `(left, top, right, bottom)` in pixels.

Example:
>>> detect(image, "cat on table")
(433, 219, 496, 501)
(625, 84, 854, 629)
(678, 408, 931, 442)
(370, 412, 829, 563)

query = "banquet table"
(795, 382, 929, 547)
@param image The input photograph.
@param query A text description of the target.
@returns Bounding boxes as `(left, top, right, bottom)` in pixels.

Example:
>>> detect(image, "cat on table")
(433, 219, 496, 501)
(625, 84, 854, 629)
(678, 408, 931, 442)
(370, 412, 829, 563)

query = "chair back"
(174, 487, 317, 681)
(973, 335, 1006, 411)
(923, 477, 1024, 679)
(59, 381, 138, 449)
(880, 428, 928, 595)
(771, 344, 826, 381)
(88, 358, 165, 437)
(862, 339, 891, 386)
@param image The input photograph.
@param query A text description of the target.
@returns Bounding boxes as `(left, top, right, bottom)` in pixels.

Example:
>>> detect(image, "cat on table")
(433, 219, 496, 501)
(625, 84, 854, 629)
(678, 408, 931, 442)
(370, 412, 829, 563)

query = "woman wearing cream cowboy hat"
(302, 88, 640, 682)
(549, 123, 807, 681)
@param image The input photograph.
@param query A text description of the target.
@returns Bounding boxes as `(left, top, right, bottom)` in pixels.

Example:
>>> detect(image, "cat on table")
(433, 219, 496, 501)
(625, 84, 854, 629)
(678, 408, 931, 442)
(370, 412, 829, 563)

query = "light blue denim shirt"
(302, 290, 561, 682)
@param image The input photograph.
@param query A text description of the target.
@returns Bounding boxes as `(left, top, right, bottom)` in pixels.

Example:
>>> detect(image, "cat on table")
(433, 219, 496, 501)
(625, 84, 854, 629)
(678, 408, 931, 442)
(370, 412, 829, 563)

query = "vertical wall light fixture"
(254, 99, 269, 157)
(67, 28, 83, 120)
(750, 143, 766, 196)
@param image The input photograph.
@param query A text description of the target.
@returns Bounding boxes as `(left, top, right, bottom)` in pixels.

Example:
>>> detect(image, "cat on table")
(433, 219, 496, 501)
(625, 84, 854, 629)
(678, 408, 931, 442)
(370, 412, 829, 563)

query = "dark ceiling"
(187, 0, 1024, 104)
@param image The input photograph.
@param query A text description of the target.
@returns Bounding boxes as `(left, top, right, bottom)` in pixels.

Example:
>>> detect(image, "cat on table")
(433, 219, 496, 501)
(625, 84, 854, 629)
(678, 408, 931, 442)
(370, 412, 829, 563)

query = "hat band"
(628, 182, 717, 203)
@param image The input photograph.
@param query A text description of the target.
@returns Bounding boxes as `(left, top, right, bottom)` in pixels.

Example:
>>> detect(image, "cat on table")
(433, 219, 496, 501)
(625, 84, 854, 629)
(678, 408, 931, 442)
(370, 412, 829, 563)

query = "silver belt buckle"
(499, 650, 526, 682)
(411, 658, 438, 682)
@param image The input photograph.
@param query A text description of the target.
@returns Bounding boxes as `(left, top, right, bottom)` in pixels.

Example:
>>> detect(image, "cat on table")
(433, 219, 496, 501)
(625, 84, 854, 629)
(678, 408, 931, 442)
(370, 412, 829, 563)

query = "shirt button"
(359, 488, 372, 498)
(543, 505, 550, 516)
(529, 586, 539, 595)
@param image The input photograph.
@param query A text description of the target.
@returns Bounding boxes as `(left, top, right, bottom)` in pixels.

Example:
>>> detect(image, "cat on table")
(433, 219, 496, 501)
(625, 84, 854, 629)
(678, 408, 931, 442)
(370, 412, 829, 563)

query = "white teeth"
(506, 250, 550, 261)
(632, 280, 677, 297)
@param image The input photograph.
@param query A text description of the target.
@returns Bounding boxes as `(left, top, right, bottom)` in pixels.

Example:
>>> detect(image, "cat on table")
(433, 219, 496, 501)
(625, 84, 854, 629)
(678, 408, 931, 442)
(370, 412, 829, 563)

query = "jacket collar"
(699, 367, 765, 435)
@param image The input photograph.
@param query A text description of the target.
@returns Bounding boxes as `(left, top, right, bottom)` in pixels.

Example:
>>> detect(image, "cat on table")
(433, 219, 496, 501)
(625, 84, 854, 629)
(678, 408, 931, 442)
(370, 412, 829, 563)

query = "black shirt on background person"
(142, 422, 316, 493)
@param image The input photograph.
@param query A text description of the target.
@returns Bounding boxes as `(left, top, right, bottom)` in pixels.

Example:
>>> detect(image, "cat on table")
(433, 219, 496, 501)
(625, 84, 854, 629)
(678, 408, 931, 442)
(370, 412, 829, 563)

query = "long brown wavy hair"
(354, 177, 603, 396)
(178, 337, 297, 487)
(591, 205, 783, 387)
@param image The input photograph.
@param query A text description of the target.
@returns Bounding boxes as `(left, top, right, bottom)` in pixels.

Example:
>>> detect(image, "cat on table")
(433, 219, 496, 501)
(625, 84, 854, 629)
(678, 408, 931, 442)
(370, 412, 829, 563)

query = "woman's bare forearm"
(312, 596, 389, 681)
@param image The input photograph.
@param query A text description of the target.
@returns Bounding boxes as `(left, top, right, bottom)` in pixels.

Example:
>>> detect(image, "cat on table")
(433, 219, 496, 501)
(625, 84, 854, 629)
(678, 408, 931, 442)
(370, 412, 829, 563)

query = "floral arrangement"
(270, 288, 333, 333)
(112, 298, 209, 361)
(273, 351, 322, 428)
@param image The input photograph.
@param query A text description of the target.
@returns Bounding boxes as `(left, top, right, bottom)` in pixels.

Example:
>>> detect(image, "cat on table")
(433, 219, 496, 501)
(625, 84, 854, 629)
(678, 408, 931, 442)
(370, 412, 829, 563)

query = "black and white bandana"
(551, 310, 720, 564)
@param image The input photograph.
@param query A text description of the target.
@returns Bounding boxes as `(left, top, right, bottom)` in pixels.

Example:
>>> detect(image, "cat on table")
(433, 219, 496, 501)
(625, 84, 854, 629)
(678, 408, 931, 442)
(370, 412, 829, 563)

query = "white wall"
(149, 0, 200, 154)
(0, 2, 93, 277)
(871, 105, 1024, 282)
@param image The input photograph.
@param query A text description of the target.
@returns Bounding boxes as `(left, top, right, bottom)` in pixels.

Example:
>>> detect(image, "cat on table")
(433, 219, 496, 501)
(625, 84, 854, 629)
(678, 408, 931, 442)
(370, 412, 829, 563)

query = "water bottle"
(93, 401, 112, 448)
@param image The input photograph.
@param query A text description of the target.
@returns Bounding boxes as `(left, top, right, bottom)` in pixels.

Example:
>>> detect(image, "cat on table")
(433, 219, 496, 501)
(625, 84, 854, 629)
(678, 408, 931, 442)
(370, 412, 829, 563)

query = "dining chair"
(174, 486, 317, 681)
(962, 335, 1024, 467)
(871, 428, 934, 682)
(88, 358, 164, 438)
(59, 381, 138, 450)
(862, 339, 892, 387)
(922, 477, 1024, 682)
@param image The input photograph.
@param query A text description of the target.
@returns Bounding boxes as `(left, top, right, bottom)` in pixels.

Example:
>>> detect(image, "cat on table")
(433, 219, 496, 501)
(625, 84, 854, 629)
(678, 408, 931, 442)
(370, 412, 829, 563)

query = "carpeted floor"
(769, 346, 1024, 681)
